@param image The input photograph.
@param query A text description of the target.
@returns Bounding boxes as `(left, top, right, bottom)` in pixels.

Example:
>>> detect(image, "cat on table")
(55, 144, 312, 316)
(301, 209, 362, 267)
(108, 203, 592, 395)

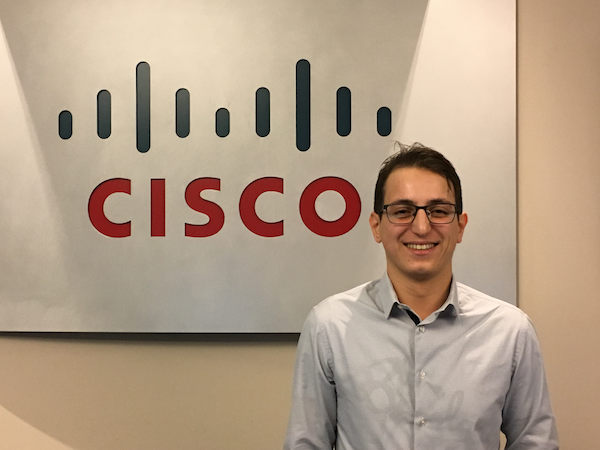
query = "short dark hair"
(373, 142, 463, 216)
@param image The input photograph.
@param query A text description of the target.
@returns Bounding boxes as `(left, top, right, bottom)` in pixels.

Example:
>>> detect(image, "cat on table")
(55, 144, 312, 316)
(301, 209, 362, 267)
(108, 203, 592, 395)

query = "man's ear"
(369, 211, 382, 243)
(456, 212, 468, 243)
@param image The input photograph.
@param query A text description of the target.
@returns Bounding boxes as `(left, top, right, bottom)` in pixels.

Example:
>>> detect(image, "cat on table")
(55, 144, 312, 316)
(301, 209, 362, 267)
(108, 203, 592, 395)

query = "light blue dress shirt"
(284, 275, 558, 450)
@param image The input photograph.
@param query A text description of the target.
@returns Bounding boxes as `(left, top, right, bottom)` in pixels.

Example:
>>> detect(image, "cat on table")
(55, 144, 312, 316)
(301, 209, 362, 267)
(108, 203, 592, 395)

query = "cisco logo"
(57, 59, 392, 150)
(61, 60, 392, 239)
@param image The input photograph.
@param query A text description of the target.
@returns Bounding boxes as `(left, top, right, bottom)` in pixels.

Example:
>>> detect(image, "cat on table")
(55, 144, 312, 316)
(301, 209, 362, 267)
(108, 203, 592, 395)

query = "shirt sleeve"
(283, 307, 337, 450)
(501, 318, 559, 449)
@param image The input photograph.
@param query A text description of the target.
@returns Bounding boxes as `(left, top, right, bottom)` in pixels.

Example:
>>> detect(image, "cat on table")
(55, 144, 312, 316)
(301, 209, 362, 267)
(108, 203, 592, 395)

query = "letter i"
(151, 179, 166, 236)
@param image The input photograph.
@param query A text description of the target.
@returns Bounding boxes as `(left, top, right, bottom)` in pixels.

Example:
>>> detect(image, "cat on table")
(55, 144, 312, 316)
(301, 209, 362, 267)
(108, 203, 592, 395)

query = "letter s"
(185, 178, 225, 237)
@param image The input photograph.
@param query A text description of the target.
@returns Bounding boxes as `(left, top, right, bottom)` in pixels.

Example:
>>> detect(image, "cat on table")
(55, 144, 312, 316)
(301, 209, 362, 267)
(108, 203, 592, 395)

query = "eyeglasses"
(381, 202, 458, 225)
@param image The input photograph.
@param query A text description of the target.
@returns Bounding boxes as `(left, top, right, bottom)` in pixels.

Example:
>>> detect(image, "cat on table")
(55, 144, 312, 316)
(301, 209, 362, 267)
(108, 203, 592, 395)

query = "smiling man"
(284, 143, 558, 450)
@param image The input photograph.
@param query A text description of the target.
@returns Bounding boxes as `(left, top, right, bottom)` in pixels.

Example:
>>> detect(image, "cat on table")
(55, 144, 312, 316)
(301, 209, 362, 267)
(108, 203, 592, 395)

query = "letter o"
(299, 177, 361, 237)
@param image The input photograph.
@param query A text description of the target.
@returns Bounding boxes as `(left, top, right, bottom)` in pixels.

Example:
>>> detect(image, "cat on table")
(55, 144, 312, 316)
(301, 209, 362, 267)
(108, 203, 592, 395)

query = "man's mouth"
(405, 243, 436, 250)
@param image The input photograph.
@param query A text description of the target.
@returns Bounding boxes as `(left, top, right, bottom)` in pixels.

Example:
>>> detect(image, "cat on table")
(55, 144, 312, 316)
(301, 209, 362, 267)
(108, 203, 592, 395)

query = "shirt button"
(419, 418, 427, 426)
(419, 370, 426, 380)
(419, 326, 425, 333)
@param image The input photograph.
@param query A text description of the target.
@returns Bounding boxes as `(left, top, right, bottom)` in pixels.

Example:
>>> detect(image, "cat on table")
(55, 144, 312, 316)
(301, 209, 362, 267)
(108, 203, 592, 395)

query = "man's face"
(369, 167, 468, 284)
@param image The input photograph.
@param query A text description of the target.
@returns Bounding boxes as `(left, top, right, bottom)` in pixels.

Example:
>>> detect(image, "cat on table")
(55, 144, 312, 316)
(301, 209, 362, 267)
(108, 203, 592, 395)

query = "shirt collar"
(376, 273, 460, 320)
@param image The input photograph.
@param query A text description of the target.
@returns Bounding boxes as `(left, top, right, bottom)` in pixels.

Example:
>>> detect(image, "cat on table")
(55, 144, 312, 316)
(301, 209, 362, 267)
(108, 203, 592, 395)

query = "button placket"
(416, 327, 427, 383)
(414, 320, 429, 436)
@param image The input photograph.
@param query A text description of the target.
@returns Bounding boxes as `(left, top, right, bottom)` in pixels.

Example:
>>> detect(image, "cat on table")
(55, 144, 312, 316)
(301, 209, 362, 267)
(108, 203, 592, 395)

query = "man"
(284, 143, 558, 449)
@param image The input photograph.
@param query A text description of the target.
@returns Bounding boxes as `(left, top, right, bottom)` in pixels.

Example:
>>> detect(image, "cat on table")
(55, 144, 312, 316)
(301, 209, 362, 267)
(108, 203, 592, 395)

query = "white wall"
(518, 1, 600, 448)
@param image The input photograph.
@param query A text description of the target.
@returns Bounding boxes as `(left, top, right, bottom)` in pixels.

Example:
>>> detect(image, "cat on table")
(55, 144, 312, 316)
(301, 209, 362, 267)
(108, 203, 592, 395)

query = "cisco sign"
(0, 0, 516, 332)
(61, 61, 378, 239)
(88, 176, 361, 238)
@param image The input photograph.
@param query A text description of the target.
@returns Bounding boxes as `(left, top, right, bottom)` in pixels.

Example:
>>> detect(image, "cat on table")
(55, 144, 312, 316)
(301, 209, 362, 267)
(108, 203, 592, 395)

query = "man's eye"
(390, 207, 413, 216)
(429, 207, 452, 217)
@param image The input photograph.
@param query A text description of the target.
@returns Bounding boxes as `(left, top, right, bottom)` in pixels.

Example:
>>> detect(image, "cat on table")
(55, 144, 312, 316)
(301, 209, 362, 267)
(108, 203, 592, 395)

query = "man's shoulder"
(315, 279, 377, 308)
(309, 279, 382, 323)
(455, 281, 532, 326)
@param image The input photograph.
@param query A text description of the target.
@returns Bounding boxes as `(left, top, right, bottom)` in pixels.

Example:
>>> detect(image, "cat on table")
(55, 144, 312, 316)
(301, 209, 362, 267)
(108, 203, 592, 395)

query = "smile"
(405, 243, 436, 250)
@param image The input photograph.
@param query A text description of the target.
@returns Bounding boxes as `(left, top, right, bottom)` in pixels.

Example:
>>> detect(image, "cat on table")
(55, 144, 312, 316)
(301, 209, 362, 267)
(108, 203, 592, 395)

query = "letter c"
(88, 178, 131, 238)
(239, 177, 284, 237)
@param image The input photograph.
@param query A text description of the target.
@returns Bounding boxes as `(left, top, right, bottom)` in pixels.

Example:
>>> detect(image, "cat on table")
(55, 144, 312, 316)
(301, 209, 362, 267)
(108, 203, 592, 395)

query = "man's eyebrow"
(386, 198, 453, 206)
(427, 198, 454, 205)
(386, 199, 416, 206)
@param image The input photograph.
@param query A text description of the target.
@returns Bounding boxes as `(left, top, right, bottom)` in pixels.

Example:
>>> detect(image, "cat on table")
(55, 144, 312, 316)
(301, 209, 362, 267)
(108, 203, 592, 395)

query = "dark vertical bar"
(377, 107, 392, 136)
(296, 59, 310, 151)
(97, 90, 111, 139)
(136, 62, 151, 153)
(176, 88, 190, 138)
(58, 110, 72, 139)
(255, 87, 270, 137)
(216, 108, 230, 137)
(336, 87, 351, 136)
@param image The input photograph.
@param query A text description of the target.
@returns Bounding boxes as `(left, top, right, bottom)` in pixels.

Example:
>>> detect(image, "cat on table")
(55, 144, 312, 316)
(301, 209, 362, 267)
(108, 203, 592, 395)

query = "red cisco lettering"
(184, 177, 225, 237)
(299, 177, 361, 237)
(88, 178, 132, 238)
(88, 177, 361, 238)
(239, 177, 284, 237)
(151, 179, 166, 237)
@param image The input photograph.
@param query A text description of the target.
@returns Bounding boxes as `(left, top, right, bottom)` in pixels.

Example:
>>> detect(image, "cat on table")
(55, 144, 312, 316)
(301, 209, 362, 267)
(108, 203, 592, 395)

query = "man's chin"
(406, 270, 436, 283)
(401, 263, 442, 283)
(387, 257, 449, 283)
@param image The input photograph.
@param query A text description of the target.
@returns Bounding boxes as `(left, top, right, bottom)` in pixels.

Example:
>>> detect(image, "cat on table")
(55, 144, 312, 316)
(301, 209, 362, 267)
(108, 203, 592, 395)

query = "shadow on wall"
(0, 333, 298, 450)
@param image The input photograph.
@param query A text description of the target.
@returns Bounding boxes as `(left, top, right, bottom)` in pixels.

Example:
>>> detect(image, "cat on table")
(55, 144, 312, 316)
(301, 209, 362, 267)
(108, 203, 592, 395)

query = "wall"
(0, 335, 296, 449)
(0, 0, 599, 448)
(517, 0, 600, 448)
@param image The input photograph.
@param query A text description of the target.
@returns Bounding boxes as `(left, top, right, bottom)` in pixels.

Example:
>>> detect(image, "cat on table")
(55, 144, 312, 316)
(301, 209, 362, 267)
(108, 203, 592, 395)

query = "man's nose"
(411, 209, 431, 234)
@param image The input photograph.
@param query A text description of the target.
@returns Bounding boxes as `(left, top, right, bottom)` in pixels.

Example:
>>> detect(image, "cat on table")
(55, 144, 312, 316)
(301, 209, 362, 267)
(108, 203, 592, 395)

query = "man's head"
(369, 143, 467, 284)
(373, 142, 463, 217)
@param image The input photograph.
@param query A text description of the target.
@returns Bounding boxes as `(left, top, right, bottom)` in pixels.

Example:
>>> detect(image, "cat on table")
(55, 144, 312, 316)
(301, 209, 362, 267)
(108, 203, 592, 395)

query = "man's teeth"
(406, 243, 435, 250)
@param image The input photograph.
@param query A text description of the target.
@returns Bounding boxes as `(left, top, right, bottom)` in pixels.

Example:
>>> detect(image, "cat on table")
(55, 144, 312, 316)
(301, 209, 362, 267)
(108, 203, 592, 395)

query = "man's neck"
(387, 270, 452, 322)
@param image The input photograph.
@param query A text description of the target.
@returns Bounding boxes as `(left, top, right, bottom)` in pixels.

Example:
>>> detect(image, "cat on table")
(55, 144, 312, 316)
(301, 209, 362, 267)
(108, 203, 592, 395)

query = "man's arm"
(501, 319, 559, 449)
(284, 308, 337, 450)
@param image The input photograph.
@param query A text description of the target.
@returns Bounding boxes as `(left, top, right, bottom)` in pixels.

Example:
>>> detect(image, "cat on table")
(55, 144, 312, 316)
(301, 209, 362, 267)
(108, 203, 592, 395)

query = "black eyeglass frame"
(381, 202, 458, 225)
